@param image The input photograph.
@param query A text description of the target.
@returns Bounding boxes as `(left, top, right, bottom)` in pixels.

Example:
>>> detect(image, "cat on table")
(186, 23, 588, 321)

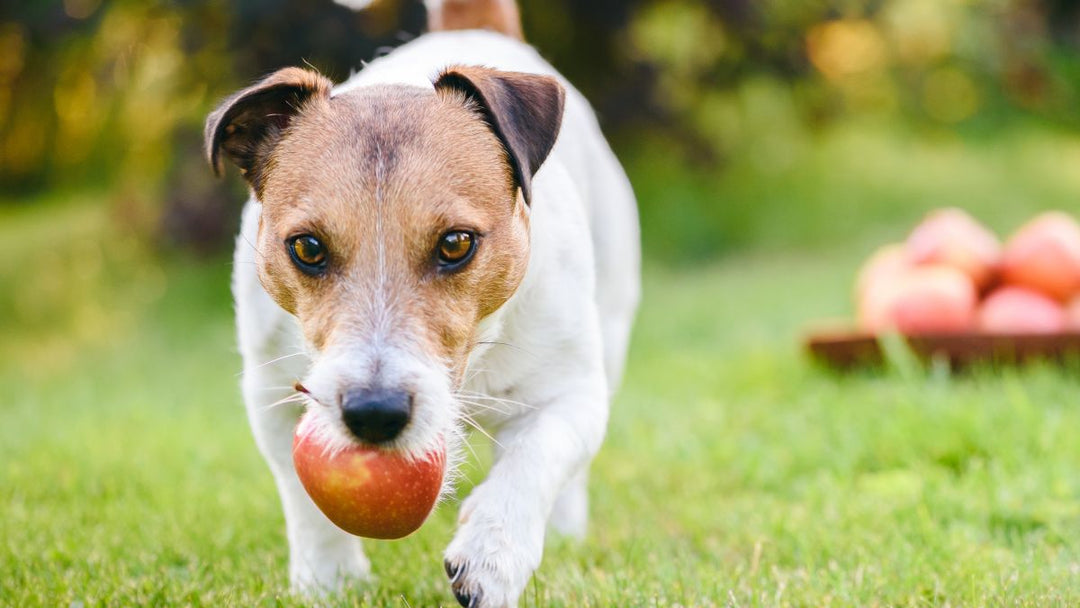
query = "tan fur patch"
(429, 0, 523, 40)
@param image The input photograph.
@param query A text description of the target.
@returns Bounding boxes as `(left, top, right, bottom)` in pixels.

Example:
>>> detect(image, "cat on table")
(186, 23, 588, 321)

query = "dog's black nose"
(340, 388, 412, 444)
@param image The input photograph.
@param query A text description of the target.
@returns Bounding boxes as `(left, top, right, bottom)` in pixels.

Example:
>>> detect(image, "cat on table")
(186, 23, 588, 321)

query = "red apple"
(292, 413, 446, 539)
(905, 207, 1002, 290)
(1000, 211, 1080, 301)
(855, 243, 910, 299)
(1066, 295, 1080, 330)
(977, 286, 1066, 334)
(857, 264, 976, 333)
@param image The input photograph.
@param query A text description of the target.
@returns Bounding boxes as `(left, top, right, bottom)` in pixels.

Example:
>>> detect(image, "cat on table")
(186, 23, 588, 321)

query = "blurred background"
(6, 2, 1080, 603)
(6, 0, 1080, 376)
(5, 0, 1080, 251)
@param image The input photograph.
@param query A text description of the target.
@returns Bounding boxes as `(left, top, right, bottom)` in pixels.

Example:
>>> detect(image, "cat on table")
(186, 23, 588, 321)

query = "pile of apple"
(856, 209, 1080, 334)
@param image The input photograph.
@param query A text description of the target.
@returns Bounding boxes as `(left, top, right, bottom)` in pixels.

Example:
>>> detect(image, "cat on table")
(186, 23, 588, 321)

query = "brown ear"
(434, 66, 565, 205)
(205, 67, 333, 191)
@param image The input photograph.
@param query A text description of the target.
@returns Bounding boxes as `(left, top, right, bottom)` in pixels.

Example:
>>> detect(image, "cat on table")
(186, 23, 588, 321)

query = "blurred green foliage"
(3, 2, 224, 192)
(2, 0, 1079, 260)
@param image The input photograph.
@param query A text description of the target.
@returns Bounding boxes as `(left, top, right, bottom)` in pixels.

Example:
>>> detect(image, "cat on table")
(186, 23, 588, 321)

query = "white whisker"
(450, 426, 481, 479)
(237, 351, 308, 376)
(455, 391, 537, 411)
(473, 340, 538, 359)
(461, 366, 491, 385)
(458, 412, 502, 449)
(456, 398, 514, 417)
(261, 392, 307, 411)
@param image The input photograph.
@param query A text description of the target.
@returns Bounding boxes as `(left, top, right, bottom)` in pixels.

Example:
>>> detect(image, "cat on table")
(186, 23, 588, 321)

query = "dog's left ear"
(434, 66, 566, 205)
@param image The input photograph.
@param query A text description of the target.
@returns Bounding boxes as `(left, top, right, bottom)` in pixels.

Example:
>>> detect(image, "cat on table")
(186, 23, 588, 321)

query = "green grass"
(5, 121, 1080, 605)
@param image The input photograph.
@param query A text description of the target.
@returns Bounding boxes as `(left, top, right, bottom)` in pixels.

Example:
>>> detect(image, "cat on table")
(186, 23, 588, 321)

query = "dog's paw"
(443, 550, 531, 608)
(443, 488, 545, 608)
(289, 543, 372, 596)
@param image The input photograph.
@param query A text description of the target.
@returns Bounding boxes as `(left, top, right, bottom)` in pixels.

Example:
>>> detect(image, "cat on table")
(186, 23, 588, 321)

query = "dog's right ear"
(205, 67, 333, 191)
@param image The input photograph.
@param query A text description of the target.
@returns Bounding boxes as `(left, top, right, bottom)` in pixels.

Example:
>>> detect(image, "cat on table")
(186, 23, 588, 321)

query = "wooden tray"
(805, 329, 1080, 370)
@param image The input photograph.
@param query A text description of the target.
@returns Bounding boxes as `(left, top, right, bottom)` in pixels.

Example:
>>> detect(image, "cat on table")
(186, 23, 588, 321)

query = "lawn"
(4, 124, 1080, 605)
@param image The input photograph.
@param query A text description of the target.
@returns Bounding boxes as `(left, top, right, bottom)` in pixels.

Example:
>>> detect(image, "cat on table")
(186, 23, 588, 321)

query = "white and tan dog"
(206, 0, 639, 605)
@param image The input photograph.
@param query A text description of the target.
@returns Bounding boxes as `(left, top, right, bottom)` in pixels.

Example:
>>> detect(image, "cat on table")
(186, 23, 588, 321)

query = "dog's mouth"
(292, 378, 463, 506)
(293, 375, 456, 451)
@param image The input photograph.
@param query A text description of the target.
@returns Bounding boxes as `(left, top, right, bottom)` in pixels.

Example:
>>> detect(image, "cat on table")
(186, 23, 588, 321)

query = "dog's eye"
(437, 231, 476, 268)
(288, 235, 328, 273)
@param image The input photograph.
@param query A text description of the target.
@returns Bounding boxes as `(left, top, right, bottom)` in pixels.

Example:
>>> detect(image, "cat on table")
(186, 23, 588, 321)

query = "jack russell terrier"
(205, 0, 639, 605)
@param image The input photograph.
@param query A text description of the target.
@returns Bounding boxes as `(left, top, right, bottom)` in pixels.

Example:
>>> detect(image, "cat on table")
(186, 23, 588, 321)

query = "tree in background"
(2, 0, 1079, 254)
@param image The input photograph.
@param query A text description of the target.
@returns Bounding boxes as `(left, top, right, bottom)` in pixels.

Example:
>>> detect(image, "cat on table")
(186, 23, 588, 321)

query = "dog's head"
(206, 66, 564, 458)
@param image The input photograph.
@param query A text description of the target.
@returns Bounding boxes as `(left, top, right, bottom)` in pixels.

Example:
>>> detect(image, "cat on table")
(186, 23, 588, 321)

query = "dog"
(205, 0, 639, 605)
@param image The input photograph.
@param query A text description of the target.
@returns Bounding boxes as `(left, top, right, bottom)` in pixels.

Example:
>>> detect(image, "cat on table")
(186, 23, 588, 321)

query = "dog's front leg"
(444, 378, 608, 608)
(235, 204, 371, 594)
(240, 329, 373, 595)
(244, 381, 372, 593)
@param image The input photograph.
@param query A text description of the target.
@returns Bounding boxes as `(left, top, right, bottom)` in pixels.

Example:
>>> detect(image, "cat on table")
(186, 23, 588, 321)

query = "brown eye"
(437, 231, 476, 267)
(288, 235, 327, 273)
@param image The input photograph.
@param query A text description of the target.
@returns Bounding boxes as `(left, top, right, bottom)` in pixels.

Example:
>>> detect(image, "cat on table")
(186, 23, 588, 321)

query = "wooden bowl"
(805, 329, 1080, 370)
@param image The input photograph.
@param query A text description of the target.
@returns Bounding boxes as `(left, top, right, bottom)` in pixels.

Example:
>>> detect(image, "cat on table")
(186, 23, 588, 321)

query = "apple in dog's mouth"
(292, 412, 446, 540)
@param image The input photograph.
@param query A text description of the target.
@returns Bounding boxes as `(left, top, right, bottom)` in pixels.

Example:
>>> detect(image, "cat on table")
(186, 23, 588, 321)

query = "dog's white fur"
(233, 29, 639, 607)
